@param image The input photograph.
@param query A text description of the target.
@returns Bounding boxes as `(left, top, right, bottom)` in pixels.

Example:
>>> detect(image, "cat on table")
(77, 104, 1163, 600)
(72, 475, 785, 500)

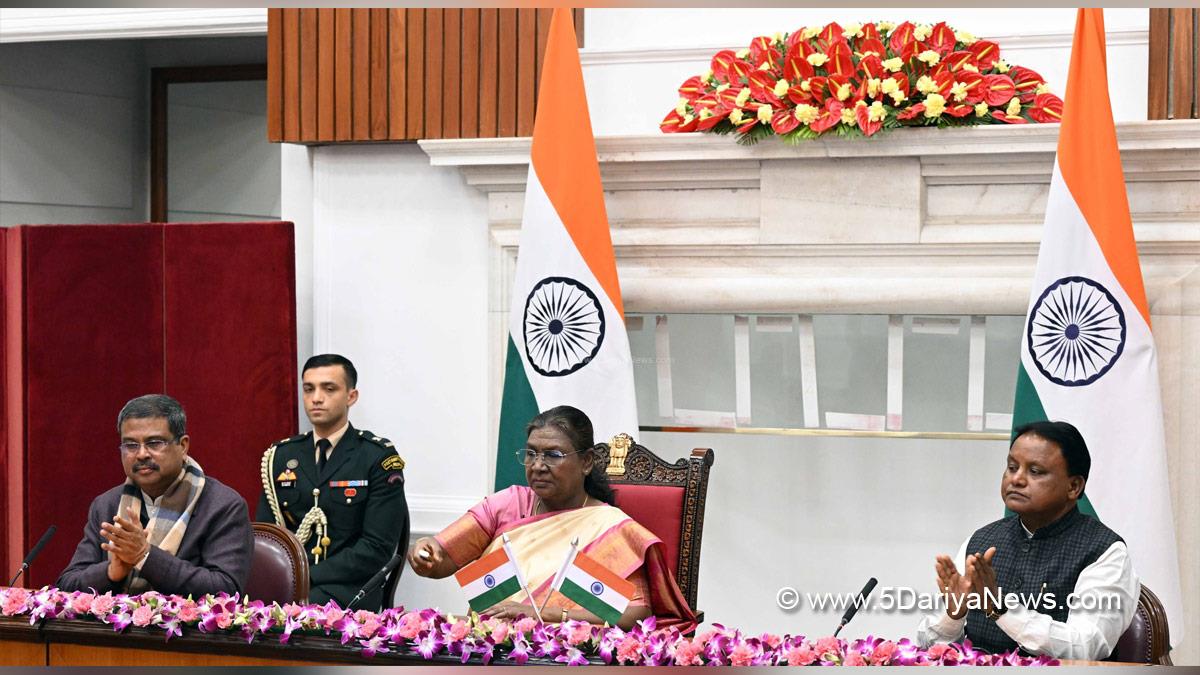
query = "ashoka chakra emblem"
(1027, 276, 1126, 387)
(523, 276, 605, 377)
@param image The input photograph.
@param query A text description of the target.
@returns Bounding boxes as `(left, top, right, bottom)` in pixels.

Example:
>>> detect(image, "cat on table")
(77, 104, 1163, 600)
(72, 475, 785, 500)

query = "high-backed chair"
(380, 511, 411, 610)
(597, 434, 714, 621)
(1110, 585, 1172, 664)
(247, 522, 310, 605)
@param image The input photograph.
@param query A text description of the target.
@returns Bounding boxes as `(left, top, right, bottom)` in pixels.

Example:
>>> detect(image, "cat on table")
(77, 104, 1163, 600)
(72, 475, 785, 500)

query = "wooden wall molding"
(268, 8, 583, 144)
(1149, 8, 1199, 120)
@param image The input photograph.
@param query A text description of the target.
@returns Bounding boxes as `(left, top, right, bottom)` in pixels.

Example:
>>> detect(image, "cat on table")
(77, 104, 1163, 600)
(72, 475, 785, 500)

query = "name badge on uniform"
(329, 480, 368, 488)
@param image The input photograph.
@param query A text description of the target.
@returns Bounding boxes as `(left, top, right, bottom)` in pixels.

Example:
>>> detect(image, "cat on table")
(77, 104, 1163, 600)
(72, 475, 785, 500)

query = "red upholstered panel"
(21, 224, 166, 587)
(164, 222, 297, 505)
(0, 229, 8, 574)
(611, 484, 684, 577)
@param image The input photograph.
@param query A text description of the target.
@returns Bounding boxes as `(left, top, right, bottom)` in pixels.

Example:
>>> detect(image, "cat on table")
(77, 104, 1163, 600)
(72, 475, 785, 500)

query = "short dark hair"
(117, 394, 187, 440)
(303, 354, 358, 389)
(1011, 420, 1091, 482)
(526, 405, 616, 506)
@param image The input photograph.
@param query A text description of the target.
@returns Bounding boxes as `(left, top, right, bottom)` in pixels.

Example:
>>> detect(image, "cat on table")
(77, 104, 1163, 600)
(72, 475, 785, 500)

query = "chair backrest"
(596, 434, 714, 612)
(380, 511, 411, 610)
(247, 522, 310, 605)
(1110, 584, 1172, 664)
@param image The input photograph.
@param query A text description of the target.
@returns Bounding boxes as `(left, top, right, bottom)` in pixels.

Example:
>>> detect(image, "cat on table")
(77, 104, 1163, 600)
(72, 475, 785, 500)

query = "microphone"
(8, 525, 56, 587)
(346, 553, 403, 610)
(833, 577, 878, 637)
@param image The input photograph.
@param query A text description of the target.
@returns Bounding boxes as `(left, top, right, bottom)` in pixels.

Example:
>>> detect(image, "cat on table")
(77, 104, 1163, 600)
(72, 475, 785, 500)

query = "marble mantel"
(421, 120, 1199, 316)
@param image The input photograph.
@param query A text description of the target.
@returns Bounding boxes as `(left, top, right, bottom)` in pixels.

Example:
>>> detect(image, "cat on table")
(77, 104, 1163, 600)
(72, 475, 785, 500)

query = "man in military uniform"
(256, 354, 409, 610)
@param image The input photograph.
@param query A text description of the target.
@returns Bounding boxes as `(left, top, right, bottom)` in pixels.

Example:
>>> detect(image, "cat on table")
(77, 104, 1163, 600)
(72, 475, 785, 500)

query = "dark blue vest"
(962, 506, 1122, 654)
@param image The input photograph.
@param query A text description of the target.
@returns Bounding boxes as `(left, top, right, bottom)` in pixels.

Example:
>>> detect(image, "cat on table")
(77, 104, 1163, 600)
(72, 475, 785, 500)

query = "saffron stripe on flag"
(467, 576, 523, 614)
(571, 551, 635, 599)
(492, 6, 639, 492)
(561, 577, 624, 627)
(1056, 9, 1149, 327)
(529, 11, 623, 316)
(454, 548, 512, 587)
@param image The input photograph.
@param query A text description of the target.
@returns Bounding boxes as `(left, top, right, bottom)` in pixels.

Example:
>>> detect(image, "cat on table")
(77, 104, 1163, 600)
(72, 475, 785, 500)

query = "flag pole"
(538, 536, 579, 618)
(502, 532, 544, 624)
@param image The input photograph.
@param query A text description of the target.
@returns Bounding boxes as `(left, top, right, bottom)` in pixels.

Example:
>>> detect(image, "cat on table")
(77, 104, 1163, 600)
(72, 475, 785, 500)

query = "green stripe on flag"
(1010, 363, 1049, 438)
(496, 336, 539, 491)
(560, 577, 624, 626)
(468, 576, 523, 614)
(1009, 363, 1097, 518)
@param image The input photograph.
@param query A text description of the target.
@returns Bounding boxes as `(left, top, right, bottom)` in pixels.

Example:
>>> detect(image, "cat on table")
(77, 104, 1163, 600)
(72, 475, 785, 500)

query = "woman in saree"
(408, 405, 696, 631)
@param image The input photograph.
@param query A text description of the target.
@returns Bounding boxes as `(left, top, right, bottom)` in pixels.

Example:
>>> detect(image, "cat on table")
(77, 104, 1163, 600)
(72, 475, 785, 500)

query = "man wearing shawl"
(57, 394, 253, 596)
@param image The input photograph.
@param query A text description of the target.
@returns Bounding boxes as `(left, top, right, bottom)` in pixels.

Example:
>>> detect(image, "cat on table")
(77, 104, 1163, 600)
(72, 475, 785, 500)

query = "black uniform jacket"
(256, 424, 409, 610)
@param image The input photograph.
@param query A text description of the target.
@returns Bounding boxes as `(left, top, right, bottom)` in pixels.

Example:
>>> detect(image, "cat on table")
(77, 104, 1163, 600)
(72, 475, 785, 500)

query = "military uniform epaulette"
(354, 428, 395, 449)
(273, 431, 312, 447)
(356, 429, 405, 471)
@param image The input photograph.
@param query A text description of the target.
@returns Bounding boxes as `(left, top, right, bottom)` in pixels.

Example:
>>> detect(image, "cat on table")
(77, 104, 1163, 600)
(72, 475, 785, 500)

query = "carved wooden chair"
(248, 522, 310, 604)
(596, 434, 715, 622)
(1110, 584, 1172, 664)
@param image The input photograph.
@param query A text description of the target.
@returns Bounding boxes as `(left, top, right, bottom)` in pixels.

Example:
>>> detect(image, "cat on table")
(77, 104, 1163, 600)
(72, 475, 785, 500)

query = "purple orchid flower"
(280, 616, 303, 645)
(475, 639, 496, 665)
(336, 616, 360, 645)
(416, 630, 445, 659)
(359, 635, 390, 658)
(507, 634, 532, 665)
(161, 617, 183, 641)
(554, 646, 589, 666)
(106, 612, 132, 632)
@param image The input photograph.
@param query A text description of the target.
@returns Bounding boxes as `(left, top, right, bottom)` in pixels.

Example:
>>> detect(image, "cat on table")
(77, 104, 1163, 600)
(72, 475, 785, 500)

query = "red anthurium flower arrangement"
(661, 20, 1063, 144)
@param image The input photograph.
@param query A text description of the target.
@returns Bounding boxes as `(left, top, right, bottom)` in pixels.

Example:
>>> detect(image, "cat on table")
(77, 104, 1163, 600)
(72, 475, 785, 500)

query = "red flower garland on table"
(1, 586, 1061, 666)
(661, 21, 1063, 144)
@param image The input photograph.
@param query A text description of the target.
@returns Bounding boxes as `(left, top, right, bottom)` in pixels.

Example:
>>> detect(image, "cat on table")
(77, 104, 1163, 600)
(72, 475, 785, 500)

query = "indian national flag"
(454, 548, 522, 614)
(495, 8, 638, 489)
(558, 550, 635, 626)
(1013, 9, 1182, 642)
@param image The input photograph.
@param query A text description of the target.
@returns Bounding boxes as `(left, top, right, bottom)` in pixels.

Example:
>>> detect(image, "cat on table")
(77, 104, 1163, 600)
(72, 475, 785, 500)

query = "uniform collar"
(314, 421, 351, 451)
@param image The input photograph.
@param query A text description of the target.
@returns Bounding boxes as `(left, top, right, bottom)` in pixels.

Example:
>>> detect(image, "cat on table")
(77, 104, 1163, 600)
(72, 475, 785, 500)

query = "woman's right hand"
(408, 536, 450, 578)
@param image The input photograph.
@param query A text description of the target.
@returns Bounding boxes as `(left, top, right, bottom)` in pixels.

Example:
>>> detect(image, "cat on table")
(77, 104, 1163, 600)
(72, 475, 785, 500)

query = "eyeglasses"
(515, 448, 584, 467)
(119, 439, 176, 454)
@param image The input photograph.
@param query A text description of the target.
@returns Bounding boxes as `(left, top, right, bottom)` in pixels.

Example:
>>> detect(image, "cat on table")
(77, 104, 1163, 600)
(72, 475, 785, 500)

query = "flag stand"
(501, 533, 544, 624)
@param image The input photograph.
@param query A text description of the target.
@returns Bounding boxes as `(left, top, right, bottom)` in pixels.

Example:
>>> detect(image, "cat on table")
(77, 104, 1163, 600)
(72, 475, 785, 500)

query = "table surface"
(0, 615, 1154, 666)
(0, 614, 549, 666)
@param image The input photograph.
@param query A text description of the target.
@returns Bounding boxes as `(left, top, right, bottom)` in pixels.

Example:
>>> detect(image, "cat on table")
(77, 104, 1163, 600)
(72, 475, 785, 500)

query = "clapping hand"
(935, 553, 974, 620)
(100, 505, 150, 581)
(970, 547, 1001, 614)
